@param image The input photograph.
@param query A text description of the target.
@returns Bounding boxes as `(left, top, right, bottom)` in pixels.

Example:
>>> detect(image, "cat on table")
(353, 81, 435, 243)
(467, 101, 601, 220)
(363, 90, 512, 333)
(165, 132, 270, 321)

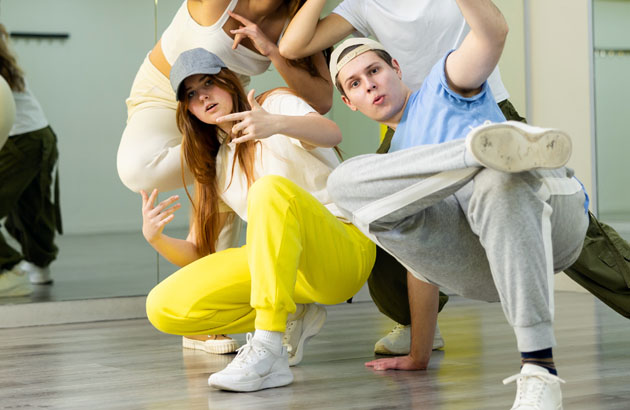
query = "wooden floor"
(1, 292, 628, 410)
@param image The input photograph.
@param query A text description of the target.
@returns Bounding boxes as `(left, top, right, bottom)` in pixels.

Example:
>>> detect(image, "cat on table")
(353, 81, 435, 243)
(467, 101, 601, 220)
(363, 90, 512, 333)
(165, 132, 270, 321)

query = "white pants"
(117, 55, 192, 193)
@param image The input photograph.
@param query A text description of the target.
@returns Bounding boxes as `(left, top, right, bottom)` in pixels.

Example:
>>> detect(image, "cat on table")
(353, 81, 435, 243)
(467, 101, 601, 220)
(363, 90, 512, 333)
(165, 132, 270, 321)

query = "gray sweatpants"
(327, 139, 588, 352)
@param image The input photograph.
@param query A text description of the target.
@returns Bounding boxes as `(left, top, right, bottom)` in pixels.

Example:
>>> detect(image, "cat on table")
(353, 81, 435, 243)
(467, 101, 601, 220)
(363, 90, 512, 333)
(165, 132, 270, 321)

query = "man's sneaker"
(0, 266, 32, 297)
(208, 333, 293, 392)
(18, 261, 52, 285)
(503, 364, 565, 410)
(182, 335, 239, 354)
(283, 303, 327, 366)
(466, 121, 572, 173)
(374, 323, 445, 355)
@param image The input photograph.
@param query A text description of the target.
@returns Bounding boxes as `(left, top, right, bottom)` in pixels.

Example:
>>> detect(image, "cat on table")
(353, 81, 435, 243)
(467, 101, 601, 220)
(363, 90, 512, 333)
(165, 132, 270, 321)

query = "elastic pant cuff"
(513, 321, 556, 352)
(254, 308, 289, 332)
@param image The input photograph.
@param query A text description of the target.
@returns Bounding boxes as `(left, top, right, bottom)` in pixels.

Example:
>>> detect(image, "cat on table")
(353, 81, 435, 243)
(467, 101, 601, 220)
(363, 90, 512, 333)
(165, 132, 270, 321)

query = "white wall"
(526, 0, 595, 197)
(525, 0, 596, 292)
(495, 0, 527, 117)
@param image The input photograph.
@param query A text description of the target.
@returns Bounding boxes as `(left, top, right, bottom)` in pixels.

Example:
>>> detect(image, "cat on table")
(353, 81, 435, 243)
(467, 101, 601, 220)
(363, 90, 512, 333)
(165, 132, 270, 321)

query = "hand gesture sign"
(140, 189, 181, 243)
(216, 89, 278, 144)
(228, 10, 278, 57)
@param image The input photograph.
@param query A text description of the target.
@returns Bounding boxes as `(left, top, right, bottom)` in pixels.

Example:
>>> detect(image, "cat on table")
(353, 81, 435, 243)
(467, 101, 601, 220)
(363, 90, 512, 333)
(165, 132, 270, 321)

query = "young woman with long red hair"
(117, 0, 333, 194)
(141, 48, 375, 392)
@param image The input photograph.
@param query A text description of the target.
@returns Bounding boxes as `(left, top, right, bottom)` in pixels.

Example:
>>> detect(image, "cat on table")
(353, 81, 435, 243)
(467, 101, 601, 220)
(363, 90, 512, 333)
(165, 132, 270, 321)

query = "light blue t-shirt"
(390, 51, 505, 151)
(389, 51, 589, 213)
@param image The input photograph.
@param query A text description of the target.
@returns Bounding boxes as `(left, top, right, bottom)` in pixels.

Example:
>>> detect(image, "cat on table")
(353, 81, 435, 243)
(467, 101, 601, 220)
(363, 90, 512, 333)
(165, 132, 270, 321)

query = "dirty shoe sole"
(466, 121, 572, 173)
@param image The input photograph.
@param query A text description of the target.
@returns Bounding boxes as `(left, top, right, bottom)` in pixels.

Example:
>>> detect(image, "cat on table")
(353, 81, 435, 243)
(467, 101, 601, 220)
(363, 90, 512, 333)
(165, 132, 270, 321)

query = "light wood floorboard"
(0, 292, 628, 409)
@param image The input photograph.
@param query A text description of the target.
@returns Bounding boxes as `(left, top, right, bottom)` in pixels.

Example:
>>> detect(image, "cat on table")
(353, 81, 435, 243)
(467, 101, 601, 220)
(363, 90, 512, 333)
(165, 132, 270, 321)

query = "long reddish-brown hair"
(176, 68, 258, 255)
(0, 24, 25, 92)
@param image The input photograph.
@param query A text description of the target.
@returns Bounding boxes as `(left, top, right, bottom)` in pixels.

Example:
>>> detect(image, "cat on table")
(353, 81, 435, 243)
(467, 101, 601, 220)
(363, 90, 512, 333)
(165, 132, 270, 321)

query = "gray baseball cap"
(170, 48, 227, 100)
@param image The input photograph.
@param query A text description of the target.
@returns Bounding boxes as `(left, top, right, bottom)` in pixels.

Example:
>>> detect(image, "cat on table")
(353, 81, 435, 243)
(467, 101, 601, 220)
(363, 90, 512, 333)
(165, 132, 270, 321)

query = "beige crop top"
(160, 0, 271, 86)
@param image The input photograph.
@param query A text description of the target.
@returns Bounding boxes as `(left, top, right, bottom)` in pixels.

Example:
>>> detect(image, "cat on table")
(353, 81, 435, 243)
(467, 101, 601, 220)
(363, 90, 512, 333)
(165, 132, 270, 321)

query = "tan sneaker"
(0, 265, 32, 297)
(182, 334, 239, 354)
(282, 304, 327, 366)
(374, 323, 445, 355)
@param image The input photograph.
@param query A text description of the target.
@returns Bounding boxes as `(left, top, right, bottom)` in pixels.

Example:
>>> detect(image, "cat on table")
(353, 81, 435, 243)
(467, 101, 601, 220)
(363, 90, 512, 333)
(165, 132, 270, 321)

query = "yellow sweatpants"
(146, 175, 376, 335)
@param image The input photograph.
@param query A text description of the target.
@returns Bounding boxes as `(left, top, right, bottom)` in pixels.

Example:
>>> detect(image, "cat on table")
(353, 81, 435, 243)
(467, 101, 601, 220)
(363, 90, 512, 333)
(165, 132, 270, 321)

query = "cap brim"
(175, 66, 223, 101)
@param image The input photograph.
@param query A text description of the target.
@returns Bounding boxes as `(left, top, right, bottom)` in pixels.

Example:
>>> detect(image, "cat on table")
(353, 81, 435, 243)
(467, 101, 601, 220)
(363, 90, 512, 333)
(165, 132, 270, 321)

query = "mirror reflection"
(0, 22, 60, 298)
(1, 0, 165, 303)
(593, 0, 630, 240)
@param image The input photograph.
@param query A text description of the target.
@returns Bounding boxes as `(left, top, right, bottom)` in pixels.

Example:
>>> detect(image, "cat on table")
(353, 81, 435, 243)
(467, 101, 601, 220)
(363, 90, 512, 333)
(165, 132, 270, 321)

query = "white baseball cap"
(329, 37, 387, 82)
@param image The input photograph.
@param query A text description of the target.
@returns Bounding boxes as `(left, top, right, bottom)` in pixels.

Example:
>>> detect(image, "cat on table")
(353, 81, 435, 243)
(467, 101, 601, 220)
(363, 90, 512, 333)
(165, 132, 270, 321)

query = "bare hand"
(140, 189, 181, 243)
(216, 89, 278, 143)
(228, 11, 278, 57)
(365, 355, 427, 371)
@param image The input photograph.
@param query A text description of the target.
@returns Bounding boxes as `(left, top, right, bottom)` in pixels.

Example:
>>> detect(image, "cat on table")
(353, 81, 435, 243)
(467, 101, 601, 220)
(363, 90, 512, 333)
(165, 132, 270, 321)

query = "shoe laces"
(228, 333, 266, 369)
(503, 371, 565, 408)
(282, 322, 297, 355)
(468, 120, 493, 132)
(390, 323, 409, 335)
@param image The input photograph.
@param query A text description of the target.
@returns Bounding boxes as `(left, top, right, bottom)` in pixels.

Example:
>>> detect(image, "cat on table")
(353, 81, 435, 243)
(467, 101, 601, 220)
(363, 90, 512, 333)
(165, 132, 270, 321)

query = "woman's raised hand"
(228, 11, 278, 57)
(140, 189, 181, 244)
(217, 89, 278, 144)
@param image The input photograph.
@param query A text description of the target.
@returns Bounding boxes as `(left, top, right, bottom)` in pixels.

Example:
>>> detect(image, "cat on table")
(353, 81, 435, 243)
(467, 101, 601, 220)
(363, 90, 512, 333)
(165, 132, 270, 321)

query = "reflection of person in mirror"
(0, 24, 61, 297)
(324, 1, 588, 409)
(117, 0, 333, 194)
(142, 47, 375, 393)
(279, 0, 527, 361)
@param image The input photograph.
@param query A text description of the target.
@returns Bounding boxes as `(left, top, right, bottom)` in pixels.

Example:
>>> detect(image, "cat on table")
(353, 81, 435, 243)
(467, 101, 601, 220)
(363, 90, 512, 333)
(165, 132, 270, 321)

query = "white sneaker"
(503, 364, 565, 410)
(208, 333, 293, 392)
(374, 323, 445, 355)
(283, 304, 327, 366)
(182, 335, 239, 354)
(18, 261, 52, 285)
(466, 121, 572, 173)
(0, 265, 32, 297)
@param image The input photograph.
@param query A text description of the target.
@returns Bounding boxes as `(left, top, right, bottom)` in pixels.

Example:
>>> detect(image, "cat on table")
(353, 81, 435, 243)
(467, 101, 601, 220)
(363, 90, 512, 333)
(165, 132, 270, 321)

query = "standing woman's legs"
(5, 127, 59, 274)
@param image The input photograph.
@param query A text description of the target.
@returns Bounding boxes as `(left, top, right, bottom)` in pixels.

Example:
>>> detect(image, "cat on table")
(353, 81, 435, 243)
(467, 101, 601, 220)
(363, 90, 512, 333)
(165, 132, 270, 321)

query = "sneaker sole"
(208, 370, 294, 392)
(467, 123, 572, 173)
(29, 277, 53, 285)
(182, 336, 239, 355)
(374, 332, 444, 355)
(288, 305, 327, 366)
(0, 284, 32, 297)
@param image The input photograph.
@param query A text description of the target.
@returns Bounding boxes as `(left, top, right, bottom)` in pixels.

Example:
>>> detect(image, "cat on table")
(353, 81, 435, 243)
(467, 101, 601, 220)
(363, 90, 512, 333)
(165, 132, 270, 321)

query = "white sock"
(253, 329, 283, 353)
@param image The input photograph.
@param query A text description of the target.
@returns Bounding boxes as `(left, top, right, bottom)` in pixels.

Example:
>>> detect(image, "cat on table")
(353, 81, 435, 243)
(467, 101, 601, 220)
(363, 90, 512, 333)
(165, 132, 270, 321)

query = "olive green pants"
(0, 126, 61, 270)
(369, 99, 525, 325)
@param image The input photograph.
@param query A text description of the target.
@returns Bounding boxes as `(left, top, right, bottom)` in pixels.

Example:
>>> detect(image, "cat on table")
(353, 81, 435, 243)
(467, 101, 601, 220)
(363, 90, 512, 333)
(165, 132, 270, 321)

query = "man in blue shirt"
(326, 1, 588, 409)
